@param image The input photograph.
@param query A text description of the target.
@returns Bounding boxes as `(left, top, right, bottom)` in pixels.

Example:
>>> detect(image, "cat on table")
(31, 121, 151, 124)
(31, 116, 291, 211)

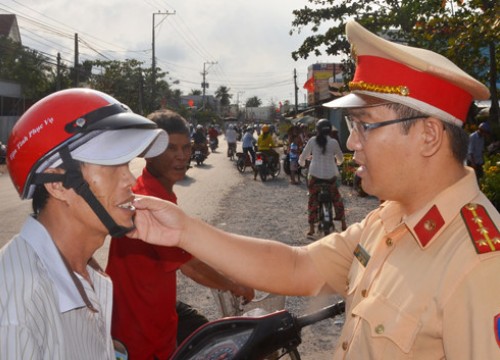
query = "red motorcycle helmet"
(7, 88, 162, 199)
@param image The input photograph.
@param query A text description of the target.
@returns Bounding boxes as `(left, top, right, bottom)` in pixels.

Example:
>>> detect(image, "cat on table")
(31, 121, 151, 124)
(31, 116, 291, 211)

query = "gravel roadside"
(177, 157, 380, 359)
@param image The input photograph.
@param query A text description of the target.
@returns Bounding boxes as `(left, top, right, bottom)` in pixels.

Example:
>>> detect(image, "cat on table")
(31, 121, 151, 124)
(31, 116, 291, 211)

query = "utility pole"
(201, 61, 217, 109)
(152, 10, 175, 111)
(56, 53, 61, 91)
(293, 69, 299, 116)
(236, 91, 245, 119)
(74, 33, 79, 87)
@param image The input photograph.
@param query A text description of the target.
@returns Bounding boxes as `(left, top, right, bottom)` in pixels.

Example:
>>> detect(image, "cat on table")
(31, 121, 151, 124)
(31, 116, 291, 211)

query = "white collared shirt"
(0, 216, 115, 359)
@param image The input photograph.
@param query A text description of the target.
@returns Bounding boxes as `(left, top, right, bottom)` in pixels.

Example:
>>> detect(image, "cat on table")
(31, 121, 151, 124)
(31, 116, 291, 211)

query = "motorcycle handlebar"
(295, 300, 345, 329)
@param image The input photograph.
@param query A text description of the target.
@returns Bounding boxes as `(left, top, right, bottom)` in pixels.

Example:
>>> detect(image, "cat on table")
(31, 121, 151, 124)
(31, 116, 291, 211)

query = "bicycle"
(236, 151, 253, 173)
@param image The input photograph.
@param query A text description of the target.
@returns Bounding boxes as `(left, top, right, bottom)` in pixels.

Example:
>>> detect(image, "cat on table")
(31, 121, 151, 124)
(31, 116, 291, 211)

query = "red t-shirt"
(106, 168, 192, 360)
(208, 127, 218, 139)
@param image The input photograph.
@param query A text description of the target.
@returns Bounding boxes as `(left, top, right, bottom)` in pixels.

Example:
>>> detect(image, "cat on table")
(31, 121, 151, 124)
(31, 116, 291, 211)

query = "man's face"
(147, 133, 191, 188)
(346, 105, 422, 202)
(79, 163, 137, 233)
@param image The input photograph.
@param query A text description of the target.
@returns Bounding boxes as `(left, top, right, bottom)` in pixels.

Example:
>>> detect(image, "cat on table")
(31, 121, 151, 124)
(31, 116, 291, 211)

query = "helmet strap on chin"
(33, 147, 135, 238)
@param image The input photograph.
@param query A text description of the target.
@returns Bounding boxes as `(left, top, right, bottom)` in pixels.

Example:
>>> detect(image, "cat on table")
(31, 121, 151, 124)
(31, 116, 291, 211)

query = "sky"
(0, 0, 343, 106)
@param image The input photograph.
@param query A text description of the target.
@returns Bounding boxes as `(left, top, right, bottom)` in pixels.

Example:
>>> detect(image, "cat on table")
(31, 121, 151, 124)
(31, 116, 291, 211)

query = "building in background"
(304, 63, 344, 106)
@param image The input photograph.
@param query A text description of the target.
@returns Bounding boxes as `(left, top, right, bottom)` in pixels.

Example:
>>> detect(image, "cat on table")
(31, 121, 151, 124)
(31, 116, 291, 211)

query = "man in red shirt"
(106, 109, 253, 360)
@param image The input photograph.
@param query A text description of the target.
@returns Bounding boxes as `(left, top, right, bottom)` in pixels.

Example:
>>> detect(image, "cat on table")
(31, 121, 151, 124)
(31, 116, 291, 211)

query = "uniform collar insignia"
(413, 205, 445, 248)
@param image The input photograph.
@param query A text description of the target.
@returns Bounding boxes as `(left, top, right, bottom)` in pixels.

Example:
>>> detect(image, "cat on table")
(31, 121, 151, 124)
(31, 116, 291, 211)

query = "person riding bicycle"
(242, 126, 257, 165)
(257, 124, 279, 169)
(299, 119, 346, 235)
(225, 124, 238, 158)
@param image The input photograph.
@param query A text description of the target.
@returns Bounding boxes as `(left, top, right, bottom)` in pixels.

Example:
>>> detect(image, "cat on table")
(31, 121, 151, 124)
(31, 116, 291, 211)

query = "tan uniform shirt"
(308, 169, 500, 359)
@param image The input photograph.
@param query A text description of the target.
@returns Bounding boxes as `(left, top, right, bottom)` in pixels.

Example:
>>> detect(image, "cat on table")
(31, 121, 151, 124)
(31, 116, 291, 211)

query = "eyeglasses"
(345, 115, 428, 140)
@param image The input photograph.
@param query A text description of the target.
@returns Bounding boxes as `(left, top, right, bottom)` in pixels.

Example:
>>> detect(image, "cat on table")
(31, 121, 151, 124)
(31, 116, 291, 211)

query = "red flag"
(188, 99, 194, 107)
(303, 77, 315, 92)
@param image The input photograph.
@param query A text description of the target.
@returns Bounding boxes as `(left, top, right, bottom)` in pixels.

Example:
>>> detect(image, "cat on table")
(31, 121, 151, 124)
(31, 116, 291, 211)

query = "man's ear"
(43, 168, 68, 201)
(420, 117, 445, 157)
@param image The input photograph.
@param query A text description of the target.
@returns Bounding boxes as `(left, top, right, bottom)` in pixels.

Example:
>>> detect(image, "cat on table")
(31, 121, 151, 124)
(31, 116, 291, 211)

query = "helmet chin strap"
(34, 147, 135, 238)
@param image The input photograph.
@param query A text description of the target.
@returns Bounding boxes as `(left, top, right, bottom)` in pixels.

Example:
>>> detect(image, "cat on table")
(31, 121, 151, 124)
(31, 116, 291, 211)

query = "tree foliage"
(246, 96, 262, 107)
(290, 0, 499, 123)
(215, 85, 232, 106)
(0, 37, 55, 99)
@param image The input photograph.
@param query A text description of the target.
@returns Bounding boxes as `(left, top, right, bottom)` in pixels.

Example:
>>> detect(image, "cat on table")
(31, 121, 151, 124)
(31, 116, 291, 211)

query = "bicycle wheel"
(259, 166, 268, 182)
(236, 157, 245, 173)
(271, 160, 281, 178)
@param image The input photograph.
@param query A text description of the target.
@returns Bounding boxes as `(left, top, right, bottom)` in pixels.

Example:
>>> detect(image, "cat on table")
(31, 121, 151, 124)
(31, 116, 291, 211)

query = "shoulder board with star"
(461, 203, 500, 254)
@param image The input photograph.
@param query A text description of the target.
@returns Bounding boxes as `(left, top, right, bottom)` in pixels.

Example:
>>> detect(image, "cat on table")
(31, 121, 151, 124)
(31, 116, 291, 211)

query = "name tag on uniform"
(354, 244, 370, 267)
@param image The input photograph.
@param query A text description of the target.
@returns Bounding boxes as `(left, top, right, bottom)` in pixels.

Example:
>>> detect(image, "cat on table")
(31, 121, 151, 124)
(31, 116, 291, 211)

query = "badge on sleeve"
(461, 203, 500, 254)
(495, 313, 500, 348)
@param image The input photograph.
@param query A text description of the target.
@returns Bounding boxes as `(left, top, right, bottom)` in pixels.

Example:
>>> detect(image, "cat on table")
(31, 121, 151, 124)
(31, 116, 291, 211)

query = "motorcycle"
(191, 143, 207, 166)
(170, 300, 345, 359)
(255, 151, 280, 182)
(317, 182, 334, 235)
(209, 138, 218, 152)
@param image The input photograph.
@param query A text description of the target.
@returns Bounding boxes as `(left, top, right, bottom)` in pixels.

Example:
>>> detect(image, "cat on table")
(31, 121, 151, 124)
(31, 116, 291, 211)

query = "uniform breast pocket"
(346, 260, 365, 296)
(352, 296, 421, 354)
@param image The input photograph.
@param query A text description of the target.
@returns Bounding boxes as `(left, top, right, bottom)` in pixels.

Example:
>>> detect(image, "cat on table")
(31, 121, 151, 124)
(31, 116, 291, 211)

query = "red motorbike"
(170, 300, 345, 359)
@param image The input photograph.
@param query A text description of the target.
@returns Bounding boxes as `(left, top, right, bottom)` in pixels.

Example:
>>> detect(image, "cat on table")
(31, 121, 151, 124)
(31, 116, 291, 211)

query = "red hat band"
(350, 55, 473, 123)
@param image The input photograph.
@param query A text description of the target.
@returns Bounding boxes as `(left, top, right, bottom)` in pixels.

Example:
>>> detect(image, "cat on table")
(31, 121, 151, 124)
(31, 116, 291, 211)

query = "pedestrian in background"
(467, 121, 491, 180)
(288, 142, 301, 185)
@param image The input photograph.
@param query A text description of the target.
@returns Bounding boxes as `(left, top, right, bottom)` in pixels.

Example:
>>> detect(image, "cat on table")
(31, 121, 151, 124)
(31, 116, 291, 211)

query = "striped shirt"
(0, 216, 115, 360)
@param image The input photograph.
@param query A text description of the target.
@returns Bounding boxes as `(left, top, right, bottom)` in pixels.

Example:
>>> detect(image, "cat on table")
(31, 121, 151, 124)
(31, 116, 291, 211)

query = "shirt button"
(386, 238, 393, 246)
(375, 324, 385, 334)
(342, 341, 349, 350)
(361, 289, 368, 297)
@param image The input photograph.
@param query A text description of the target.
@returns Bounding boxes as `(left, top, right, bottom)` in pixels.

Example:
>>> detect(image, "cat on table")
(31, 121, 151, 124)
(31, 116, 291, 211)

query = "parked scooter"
(170, 300, 345, 359)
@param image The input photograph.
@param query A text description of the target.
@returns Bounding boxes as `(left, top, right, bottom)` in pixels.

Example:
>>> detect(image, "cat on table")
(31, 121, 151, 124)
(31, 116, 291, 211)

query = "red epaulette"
(461, 203, 500, 254)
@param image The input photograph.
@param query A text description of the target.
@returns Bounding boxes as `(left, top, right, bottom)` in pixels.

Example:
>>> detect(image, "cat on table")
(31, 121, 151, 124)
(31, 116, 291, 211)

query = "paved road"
(0, 139, 242, 267)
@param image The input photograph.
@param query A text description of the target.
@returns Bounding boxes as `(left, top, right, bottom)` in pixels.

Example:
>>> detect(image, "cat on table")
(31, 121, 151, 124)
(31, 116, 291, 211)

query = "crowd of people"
(1, 19, 499, 360)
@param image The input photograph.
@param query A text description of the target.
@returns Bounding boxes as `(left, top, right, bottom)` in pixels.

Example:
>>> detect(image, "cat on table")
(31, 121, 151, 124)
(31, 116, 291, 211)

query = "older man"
(0, 89, 168, 359)
(127, 21, 500, 359)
